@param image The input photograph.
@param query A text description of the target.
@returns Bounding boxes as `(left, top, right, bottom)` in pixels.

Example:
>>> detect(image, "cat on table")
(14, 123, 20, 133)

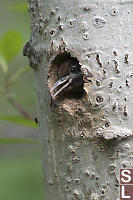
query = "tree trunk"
(24, 0, 133, 199)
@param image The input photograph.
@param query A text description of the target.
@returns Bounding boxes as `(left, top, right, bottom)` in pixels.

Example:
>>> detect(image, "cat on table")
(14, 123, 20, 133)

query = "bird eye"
(71, 66, 76, 73)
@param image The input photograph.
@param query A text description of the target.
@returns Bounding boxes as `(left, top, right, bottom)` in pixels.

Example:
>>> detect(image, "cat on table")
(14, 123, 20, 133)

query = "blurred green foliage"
(0, 115, 37, 128)
(0, 152, 44, 200)
(0, 30, 22, 64)
(0, 138, 38, 144)
(0, 1, 37, 130)
(0, 0, 44, 199)
(7, 3, 28, 12)
(0, 0, 35, 116)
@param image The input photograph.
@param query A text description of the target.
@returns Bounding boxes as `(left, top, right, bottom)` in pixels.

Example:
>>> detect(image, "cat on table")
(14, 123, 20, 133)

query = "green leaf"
(0, 31, 23, 63)
(0, 138, 38, 144)
(6, 3, 28, 12)
(0, 115, 38, 128)
(0, 54, 8, 74)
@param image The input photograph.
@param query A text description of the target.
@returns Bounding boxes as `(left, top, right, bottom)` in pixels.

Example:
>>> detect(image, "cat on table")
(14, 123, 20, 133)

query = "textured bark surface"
(24, 0, 133, 199)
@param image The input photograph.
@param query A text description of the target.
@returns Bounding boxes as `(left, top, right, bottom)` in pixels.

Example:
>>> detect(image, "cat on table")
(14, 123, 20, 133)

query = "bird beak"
(50, 75, 72, 97)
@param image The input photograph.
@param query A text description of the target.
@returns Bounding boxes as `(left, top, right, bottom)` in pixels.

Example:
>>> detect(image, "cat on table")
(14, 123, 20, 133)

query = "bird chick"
(50, 58, 84, 98)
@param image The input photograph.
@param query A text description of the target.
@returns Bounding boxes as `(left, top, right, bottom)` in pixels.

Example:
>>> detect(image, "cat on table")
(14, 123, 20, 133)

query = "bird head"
(50, 58, 83, 97)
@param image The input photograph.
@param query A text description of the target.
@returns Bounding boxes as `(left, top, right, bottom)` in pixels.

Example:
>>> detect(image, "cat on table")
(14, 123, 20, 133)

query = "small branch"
(3, 73, 33, 121)
(8, 96, 32, 120)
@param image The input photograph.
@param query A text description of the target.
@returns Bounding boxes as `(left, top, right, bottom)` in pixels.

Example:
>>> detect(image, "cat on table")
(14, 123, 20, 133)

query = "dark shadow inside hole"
(50, 53, 84, 99)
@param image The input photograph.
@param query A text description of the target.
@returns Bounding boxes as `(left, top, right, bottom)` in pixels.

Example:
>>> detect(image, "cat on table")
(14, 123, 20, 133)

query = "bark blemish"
(57, 16, 61, 21)
(91, 194, 99, 200)
(105, 122, 110, 127)
(68, 19, 76, 27)
(96, 54, 102, 68)
(44, 18, 49, 24)
(50, 9, 55, 16)
(112, 103, 117, 111)
(123, 105, 128, 116)
(64, 185, 71, 192)
(82, 6, 92, 12)
(83, 33, 89, 40)
(81, 21, 88, 32)
(96, 80, 101, 86)
(113, 51, 117, 56)
(126, 79, 129, 87)
(50, 29, 56, 36)
(58, 24, 64, 31)
(93, 16, 106, 28)
(109, 81, 113, 88)
(85, 169, 90, 176)
(73, 189, 80, 198)
(108, 164, 116, 175)
(68, 145, 76, 154)
(113, 60, 120, 73)
(44, 31, 47, 37)
(96, 96, 104, 104)
(38, 24, 43, 34)
(125, 54, 128, 63)
(110, 8, 118, 16)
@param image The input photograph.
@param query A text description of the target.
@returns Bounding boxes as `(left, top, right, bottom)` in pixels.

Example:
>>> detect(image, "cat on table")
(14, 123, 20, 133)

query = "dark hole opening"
(49, 53, 84, 100)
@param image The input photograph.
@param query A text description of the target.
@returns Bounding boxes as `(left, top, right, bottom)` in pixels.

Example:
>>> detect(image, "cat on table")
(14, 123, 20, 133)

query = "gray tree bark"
(24, 0, 133, 199)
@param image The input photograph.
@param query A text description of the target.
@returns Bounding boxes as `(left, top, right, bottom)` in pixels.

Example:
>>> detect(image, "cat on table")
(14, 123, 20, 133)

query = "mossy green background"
(0, 0, 44, 199)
